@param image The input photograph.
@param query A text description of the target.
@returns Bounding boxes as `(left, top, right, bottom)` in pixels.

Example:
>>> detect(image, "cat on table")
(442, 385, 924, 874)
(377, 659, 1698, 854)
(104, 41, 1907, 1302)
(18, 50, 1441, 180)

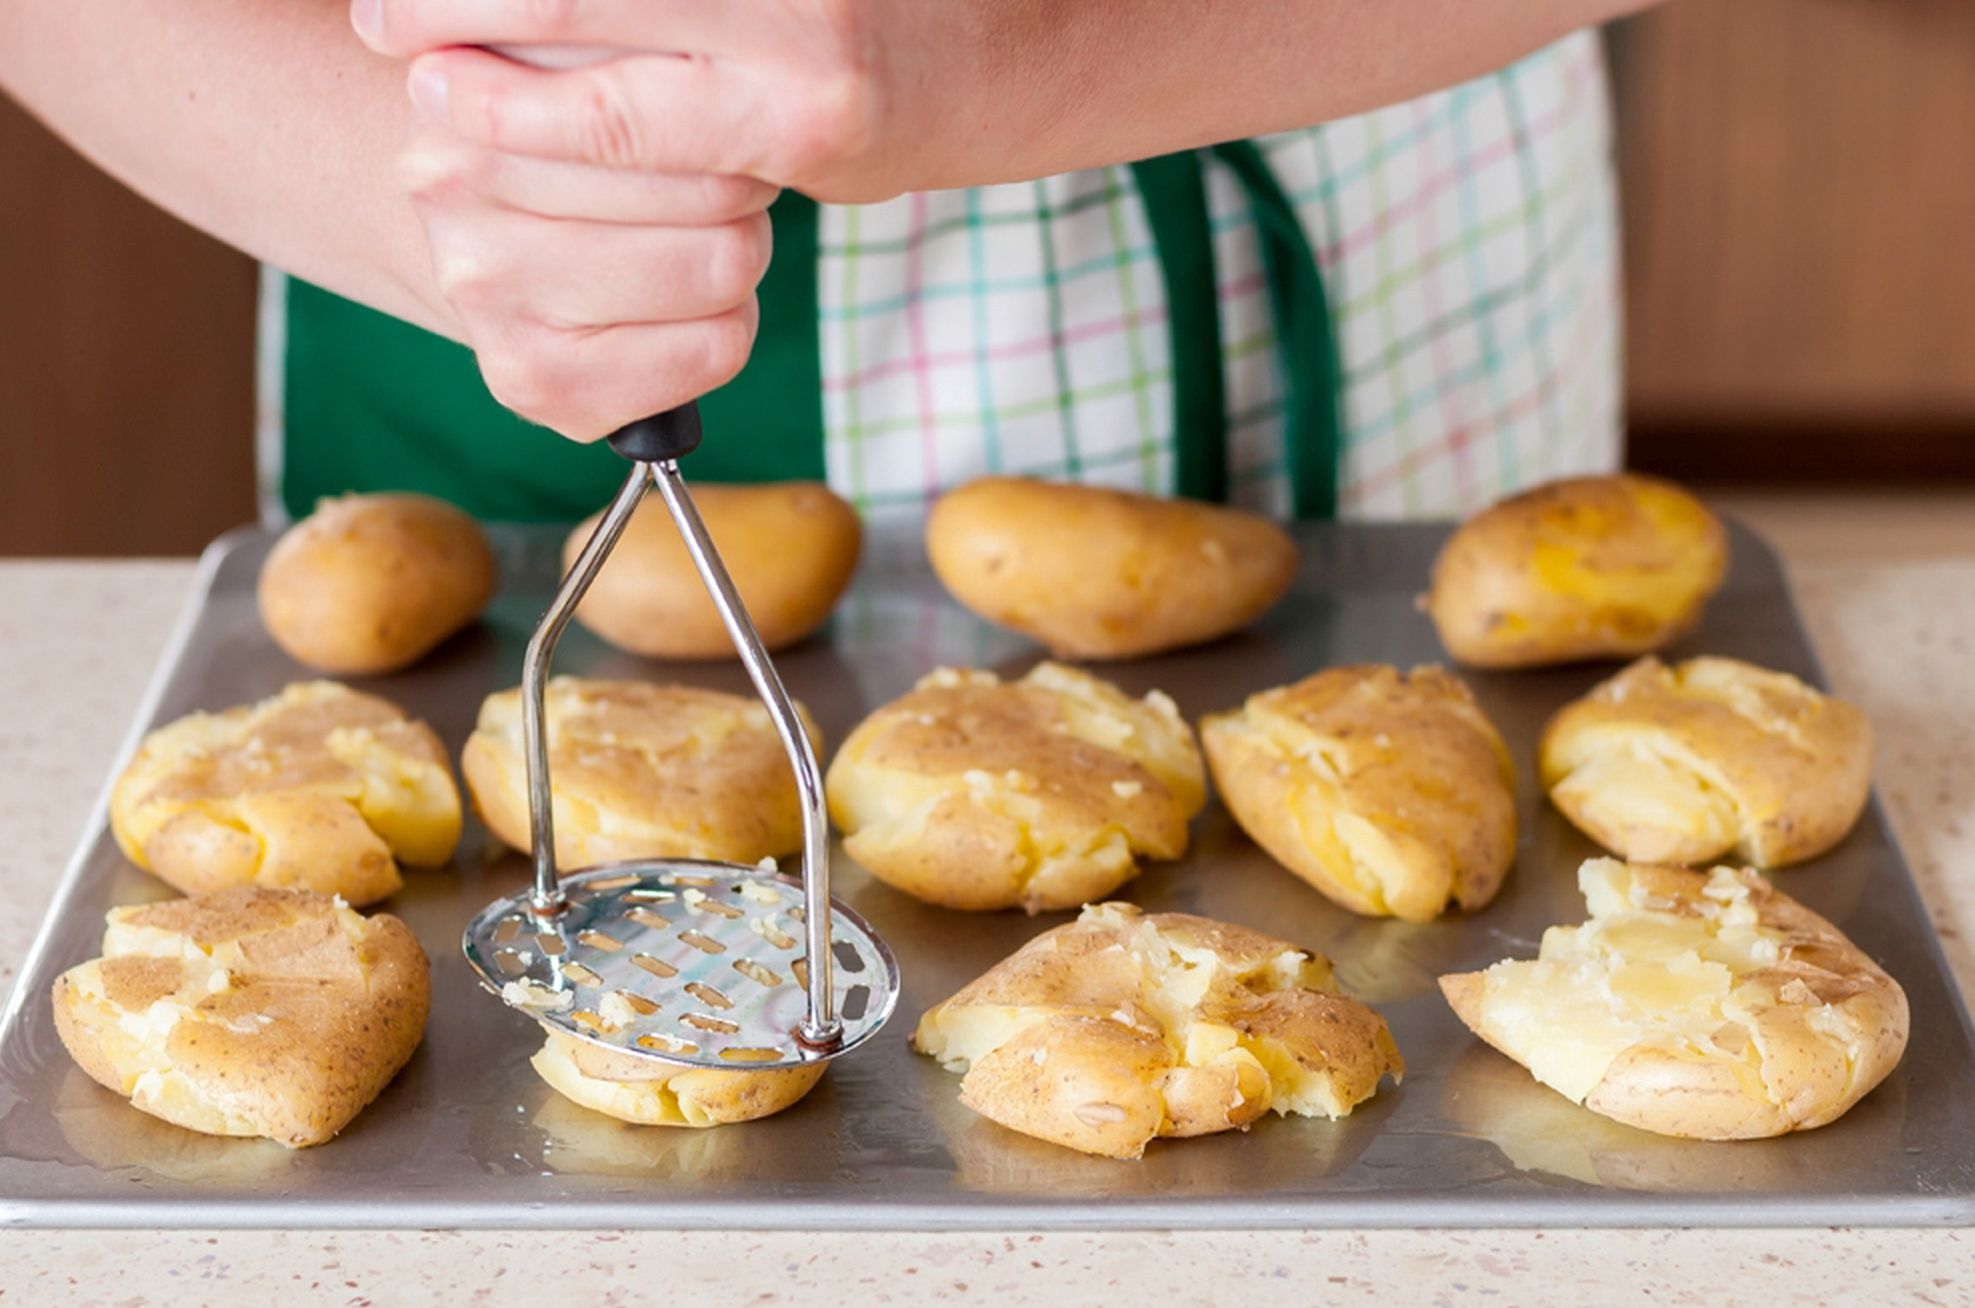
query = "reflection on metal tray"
(1, 521, 1971, 1229)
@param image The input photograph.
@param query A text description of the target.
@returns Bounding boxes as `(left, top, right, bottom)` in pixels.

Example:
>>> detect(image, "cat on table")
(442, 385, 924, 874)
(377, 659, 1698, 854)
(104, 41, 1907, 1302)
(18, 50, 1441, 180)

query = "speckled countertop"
(2, 491, 1971, 1305)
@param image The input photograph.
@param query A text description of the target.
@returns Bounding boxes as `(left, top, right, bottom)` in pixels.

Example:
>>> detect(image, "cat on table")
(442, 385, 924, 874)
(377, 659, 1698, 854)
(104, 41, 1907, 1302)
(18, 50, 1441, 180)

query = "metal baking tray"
(3, 520, 1972, 1229)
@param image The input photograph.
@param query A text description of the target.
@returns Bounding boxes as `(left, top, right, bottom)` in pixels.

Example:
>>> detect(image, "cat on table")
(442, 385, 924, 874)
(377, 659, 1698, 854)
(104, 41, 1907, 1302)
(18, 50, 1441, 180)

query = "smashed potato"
(110, 681, 460, 906)
(51, 887, 429, 1148)
(1424, 473, 1727, 668)
(1440, 858, 1907, 1140)
(463, 677, 820, 868)
(530, 1032, 824, 1127)
(258, 492, 495, 675)
(825, 663, 1206, 912)
(926, 476, 1299, 659)
(568, 482, 861, 660)
(1202, 665, 1516, 921)
(915, 902, 1403, 1158)
(1541, 656, 1872, 869)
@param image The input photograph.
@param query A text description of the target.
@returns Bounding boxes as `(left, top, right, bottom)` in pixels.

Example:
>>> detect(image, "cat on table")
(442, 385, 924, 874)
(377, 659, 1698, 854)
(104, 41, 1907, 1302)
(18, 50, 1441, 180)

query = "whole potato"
(259, 493, 495, 675)
(925, 477, 1298, 659)
(1423, 473, 1727, 668)
(568, 482, 861, 660)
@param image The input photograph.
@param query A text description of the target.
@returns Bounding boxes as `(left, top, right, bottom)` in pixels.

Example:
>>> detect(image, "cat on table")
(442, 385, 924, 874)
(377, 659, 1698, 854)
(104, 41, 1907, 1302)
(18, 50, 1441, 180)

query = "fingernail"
(350, 0, 383, 45)
(408, 62, 450, 120)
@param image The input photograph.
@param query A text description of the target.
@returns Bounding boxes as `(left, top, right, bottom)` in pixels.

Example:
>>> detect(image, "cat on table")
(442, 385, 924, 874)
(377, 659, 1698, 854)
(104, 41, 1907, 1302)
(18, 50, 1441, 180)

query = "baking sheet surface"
(3, 521, 1971, 1228)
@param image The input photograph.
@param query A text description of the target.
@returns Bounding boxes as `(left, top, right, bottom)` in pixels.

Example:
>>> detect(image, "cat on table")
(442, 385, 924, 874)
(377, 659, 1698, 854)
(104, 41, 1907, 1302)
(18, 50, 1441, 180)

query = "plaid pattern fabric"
(819, 30, 1620, 528)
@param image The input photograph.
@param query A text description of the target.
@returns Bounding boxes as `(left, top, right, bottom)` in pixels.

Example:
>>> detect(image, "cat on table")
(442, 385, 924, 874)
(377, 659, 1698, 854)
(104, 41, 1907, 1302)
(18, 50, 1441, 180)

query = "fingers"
(397, 131, 777, 225)
(415, 202, 772, 329)
(471, 301, 760, 442)
(408, 46, 790, 177)
(352, 0, 744, 61)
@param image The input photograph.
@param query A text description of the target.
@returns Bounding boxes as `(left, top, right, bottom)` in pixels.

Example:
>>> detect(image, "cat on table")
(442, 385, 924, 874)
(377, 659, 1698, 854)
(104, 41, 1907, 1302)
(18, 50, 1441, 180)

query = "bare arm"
(362, 0, 1656, 203)
(1, 0, 1650, 438)
(0, 0, 453, 335)
(949, 0, 1654, 191)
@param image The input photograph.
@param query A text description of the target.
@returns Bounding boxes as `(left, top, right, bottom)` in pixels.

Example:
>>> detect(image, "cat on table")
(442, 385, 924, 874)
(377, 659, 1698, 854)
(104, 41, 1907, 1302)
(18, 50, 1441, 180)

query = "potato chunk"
(1424, 473, 1727, 668)
(568, 482, 861, 660)
(462, 677, 821, 868)
(530, 1033, 824, 1128)
(51, 887, 429, 1148)
(926, 476, 1298, 659)
(1540, 656, 1872, 868)
(1440, 858, 1907, 1140)
(1202, 664, 1515, 921)
(916, 903, 1402, 1158)
(825, 664, 1206, 912)
(258, 492, 495, 675)
(110, 681, 460, 905)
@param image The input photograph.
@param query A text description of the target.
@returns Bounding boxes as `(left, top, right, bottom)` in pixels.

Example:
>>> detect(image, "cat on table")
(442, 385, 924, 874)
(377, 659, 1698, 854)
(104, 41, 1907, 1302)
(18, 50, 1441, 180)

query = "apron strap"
(1210, 140, 1346, 520)
(1129, 153, 1229, 503)
(691, 191, 829, 483)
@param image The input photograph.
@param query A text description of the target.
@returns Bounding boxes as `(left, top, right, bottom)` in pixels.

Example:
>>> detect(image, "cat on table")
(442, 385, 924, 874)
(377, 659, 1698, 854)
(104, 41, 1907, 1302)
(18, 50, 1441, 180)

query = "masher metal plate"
(462, 861, 898, 1070)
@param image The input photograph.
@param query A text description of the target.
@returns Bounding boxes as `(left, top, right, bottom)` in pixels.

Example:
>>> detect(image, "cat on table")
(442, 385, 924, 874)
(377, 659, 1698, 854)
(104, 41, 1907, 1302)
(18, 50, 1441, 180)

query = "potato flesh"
(1546, 743, 1741, 865)
(324, 726, 463, 867)
(68, 956, 266, 1139)
(1024, 663, 1205, 809)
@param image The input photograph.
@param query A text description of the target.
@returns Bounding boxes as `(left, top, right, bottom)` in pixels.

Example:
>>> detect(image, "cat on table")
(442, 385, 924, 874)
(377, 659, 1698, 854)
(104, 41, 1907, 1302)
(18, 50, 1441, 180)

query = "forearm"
(909, 0, 1651, 190)
(0, 0, 453, 335)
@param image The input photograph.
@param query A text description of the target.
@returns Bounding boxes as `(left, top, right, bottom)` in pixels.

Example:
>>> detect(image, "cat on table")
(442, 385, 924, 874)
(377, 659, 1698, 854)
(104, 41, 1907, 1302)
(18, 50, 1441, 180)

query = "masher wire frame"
(514, 457, 839, 1049)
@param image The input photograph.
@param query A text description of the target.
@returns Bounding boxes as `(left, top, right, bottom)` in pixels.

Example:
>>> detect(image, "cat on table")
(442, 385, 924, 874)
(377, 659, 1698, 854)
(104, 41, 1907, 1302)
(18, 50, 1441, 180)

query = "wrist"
(861, 1, 1112, 196)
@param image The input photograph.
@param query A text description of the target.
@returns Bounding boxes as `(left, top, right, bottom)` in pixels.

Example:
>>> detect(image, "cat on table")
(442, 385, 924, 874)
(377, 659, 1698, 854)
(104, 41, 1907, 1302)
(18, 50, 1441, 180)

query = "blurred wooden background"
(3, 0, 1973, 555)
(1611, 0, 1975, 480)
(0, 97, 258, 556)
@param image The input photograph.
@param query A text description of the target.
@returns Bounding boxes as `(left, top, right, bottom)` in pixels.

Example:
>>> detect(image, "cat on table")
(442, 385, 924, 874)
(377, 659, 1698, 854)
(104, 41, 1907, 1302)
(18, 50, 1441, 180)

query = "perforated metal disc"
(462, 860, 899, 1071)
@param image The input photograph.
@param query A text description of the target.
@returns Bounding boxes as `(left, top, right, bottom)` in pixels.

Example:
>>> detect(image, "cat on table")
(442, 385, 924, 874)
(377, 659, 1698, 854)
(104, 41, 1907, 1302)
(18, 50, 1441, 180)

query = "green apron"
(281, 143, 1344, 522)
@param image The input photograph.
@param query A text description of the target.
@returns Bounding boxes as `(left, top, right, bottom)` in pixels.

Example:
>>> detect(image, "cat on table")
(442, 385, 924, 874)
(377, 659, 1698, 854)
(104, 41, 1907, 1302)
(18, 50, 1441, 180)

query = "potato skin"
(568, 482, 861, 660)
(926, 477, 1298, 660)
(1202, 665, 1516, 922)
(1424, 473, 1727, 668)
(259, 493, 495, 675)
(531, 1034, 824, 1128)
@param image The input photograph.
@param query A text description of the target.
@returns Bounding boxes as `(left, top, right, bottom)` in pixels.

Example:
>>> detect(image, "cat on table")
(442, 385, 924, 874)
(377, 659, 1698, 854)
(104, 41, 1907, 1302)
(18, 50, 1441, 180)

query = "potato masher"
(462, 405, 899, 1070)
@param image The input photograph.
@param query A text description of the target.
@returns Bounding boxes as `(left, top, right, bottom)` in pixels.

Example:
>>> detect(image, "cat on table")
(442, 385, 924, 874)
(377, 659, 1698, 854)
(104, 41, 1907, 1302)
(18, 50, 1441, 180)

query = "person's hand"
(398, 114, 775, 439)
(351, 0, 971, 205)
(361, 27, 786, 442)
